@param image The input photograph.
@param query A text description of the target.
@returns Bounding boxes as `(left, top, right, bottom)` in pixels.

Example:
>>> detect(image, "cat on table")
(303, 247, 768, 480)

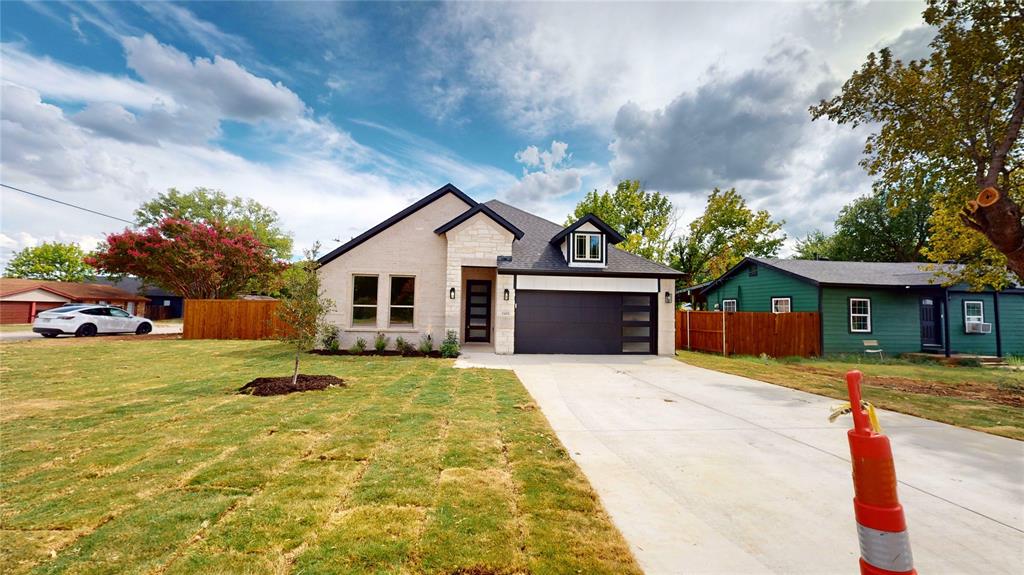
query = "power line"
(0, 183, 135, 225)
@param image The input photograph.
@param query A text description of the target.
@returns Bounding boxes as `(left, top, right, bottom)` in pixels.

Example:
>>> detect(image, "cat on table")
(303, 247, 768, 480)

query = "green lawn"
(0, 338, 640, 574)
(0, 324, 31, 333)
(676, 350, 1024, 440)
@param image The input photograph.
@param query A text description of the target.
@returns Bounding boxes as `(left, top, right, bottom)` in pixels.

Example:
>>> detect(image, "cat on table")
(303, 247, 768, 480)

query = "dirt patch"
(238, 374, 346, 396)
(791, 365, 1023, 408)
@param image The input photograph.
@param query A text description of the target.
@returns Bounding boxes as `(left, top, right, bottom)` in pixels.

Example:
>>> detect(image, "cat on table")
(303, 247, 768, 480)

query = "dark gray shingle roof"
(485, 200, 682, 277)
(751, 258, 957, 286)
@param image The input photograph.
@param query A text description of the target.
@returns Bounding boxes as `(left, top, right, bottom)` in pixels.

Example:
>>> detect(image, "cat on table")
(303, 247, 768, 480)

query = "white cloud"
(504, 141, 584, 208)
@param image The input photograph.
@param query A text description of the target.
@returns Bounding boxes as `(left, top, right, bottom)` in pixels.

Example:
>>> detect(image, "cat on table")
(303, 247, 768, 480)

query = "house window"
(849, 298, 871, 332)
(963, 300, 984, 324)
(389, 276, 415, 326)
(772, 297, 791, 314)
(722, 299, 737, 312)
(352, 275, 378, 326)
(574, 232, 602, 261)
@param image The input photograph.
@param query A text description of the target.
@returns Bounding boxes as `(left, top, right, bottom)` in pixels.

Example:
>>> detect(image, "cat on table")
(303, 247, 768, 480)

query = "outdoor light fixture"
(449, 287, 456, 300)
(504, 288, 510, 301)
(665, 291, 671, 303)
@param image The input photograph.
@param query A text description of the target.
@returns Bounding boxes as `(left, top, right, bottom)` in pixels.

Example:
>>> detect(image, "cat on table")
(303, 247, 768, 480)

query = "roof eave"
(550, 214, 627, 245)
(434, 204, 525, 240)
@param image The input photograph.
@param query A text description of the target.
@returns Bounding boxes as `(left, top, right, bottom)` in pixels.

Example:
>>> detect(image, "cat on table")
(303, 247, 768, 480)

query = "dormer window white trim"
(574, 232, 603, 262)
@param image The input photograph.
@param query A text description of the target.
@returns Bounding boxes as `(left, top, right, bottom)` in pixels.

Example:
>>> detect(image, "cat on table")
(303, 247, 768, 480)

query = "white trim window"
(722, 299, 738, 312)
(771, 297, 791, 314)
(352, 275, 378, 326)
(963, 300, 984, 324)
(389, 276, 415, 327)
(849, 298, 871, 333)
(574, 232, 602, 262)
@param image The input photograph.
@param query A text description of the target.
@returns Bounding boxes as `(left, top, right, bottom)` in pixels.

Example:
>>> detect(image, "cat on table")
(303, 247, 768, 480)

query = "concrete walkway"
(456, 351, 1024, 574)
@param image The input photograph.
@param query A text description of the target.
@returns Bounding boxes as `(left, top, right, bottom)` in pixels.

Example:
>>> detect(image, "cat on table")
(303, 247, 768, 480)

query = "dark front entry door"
(919, 297, 941, 346)
(465, 280, 491, 342)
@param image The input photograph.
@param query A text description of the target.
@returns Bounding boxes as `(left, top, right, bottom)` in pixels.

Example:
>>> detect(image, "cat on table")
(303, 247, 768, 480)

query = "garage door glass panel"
(623, 311, 650, 322)
(623, 326, 649, 338)
(622, 341, 650, 353)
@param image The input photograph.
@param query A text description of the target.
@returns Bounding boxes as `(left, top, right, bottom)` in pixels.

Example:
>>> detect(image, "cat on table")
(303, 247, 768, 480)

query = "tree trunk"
(961, 187, 1024, 284)
(292, 346, 300, 386)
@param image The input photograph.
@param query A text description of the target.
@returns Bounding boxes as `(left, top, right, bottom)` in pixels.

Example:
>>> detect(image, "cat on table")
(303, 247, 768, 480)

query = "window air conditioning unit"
(965, 322, 992, 334)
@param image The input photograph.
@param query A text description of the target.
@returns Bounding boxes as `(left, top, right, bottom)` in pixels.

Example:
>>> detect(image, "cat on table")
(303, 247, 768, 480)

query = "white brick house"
(318, 184, 682, 355)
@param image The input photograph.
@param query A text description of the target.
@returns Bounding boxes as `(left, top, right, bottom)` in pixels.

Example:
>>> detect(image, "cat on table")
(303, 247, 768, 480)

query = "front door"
(919, 297, 940, 347)
(465, 280, 491, 342)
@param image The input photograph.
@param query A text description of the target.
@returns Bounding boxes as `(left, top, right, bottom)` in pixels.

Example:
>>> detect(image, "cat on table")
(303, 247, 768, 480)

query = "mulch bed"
(238, 374, 346, 396)
(309, 349, 448, 358)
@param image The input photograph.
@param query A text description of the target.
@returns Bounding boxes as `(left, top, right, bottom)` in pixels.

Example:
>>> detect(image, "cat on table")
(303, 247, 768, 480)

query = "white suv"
(32, 305, 154, 338)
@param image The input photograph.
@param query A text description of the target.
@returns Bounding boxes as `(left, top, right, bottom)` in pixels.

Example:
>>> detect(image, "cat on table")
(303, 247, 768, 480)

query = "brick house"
(0, 278, 148, 324)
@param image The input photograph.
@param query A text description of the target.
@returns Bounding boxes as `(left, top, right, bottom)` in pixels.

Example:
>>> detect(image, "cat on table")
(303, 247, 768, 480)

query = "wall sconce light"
(449, 287, 456, 300)
(503, 288, 510, 301)
(664, 291, 671, 304)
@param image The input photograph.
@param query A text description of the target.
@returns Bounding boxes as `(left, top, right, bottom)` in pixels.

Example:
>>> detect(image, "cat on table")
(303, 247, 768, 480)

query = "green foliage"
(350, 337, 367, 354)
(374, 332, 389, 352)
(321, 324, 340, 351)
(440, 330, 460, 358)
(395, 336, 415, 355)
(274, 244, 335, 384)
(418, 334, 434, 354)
(670, 188, 785, 286)
(567, 180, 675, 262)
(135, 187, 293, 260)
(3, 242, 93, 282)
(795, 191, 931, 262)
(809, 0, 1024, 287)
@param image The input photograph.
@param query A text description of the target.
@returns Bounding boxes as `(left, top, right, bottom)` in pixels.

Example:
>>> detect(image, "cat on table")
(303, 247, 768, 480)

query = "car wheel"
(41, 333, 58, 338)
(76, 323, 97, 337)
(135, 322, 153, 335)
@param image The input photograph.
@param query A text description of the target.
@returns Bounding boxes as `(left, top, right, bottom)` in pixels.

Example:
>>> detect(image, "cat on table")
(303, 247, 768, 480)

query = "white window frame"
(388, 275, 415, 327)
(722, 299, 737, 312)
(574, 232, 602, 262)
(963, 300, 984, 325)
(351, 274, 379, 327)
(771, 297, 792, 314)
(849, 298, 872, 333)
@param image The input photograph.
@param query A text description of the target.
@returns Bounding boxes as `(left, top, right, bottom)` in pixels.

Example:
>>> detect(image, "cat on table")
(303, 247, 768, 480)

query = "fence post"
(686, 309, 691, 350)
(721, 310, 727, 355)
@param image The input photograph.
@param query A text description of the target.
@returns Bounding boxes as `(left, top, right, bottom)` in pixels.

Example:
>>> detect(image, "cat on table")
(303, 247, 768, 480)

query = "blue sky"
(0, 1, 932, 263)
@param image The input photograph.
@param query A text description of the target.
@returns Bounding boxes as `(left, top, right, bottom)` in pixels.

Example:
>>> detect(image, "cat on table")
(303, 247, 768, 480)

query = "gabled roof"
(318, 183, 475, 265)
(434, 203, 525, 239)
(0, 278, 149, 301)
(700, 257, 968, 294)
(485, 200, 683, 278)
(550, 213, 626, 245)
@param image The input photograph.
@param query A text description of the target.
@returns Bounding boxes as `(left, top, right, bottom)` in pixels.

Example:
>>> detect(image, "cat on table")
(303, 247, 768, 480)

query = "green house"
(697, 258, 1024, 357)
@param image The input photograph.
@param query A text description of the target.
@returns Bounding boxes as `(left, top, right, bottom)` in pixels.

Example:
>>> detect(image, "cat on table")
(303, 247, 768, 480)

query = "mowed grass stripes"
(0, 338, 640, 574)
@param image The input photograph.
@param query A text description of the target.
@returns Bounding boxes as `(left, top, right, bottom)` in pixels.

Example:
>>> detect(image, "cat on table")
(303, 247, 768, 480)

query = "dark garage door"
(514, 291, 655, 354)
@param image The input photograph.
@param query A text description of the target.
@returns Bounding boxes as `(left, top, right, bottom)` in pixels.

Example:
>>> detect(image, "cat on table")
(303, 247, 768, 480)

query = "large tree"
(86, 218, 284, 299)
(670, 188, 786, 286)
(3, 242, 94, 282)
(810, 0, 1024, 286)
(567, 180, 675, 262)
(795, 191, 932, 262)
(136, 187, 293, 260)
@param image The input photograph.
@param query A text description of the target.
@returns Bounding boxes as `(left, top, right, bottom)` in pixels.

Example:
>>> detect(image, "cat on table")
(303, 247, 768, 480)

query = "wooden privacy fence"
(183, 299, 288, 340)
(676, 310, 821, 357)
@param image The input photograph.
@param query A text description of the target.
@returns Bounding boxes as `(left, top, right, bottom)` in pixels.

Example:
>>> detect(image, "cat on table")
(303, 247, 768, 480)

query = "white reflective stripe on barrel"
(857, 524, 914, 573)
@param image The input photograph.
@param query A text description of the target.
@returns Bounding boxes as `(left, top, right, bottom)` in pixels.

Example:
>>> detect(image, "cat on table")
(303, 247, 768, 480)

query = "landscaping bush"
(440, 330, 460, 358)
(374, 332, 389, 352)
(350, 337, 367, 354)
(395, 336, 416, 355)
(321, 324, 340, 351)
(418, 334, 434, 354)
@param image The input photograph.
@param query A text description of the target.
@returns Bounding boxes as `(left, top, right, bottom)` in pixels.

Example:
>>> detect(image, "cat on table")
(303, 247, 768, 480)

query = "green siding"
(998, 293, 1024, 356)
(947, 292, 998, 356)
(705, 263, 818, 312)
(821, 287, 922, 354)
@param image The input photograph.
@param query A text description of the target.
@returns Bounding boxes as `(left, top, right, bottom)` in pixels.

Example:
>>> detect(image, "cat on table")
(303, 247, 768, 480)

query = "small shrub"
(395, 336, 415, 355)
(418, 334, 434, 354)
(440, 330, 460, 358)
(350, 337, 367, 354)
(321, 324, 340, 351)
(1007, 355, 1024, 368)
(374, 332, 389, 352)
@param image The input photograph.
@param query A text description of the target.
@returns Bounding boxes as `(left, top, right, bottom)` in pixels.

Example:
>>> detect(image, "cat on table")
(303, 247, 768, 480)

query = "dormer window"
(574, 232, 602, 262)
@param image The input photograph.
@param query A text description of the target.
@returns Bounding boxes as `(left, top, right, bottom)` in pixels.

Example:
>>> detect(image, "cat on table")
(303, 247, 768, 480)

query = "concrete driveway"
(457, 352, 1024, 574)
